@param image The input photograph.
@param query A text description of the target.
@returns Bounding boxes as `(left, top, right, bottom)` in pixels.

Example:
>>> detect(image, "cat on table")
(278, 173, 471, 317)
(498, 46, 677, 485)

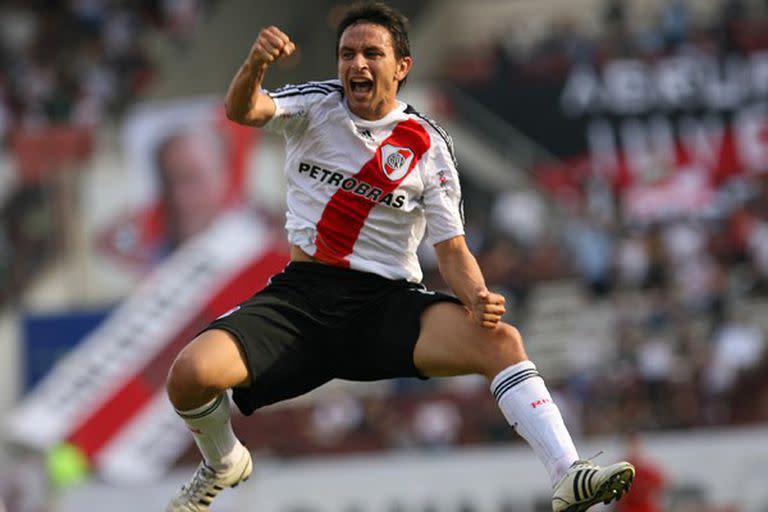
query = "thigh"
(204, 291, 333, 415)
(413, 302, 528, 378)
(337, 287, 462, 381)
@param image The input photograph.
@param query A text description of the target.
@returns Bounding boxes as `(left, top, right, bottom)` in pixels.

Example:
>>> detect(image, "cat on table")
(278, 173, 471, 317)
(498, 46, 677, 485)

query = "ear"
(395, 56, 413, 82)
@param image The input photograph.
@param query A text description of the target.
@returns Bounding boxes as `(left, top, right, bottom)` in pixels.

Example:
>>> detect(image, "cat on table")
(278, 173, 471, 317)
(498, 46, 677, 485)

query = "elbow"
(224, 99, 246, 124)
(224, 99, 269, 127)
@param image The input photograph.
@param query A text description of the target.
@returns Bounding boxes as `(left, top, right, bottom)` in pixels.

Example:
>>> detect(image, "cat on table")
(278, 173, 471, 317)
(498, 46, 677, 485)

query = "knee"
(484, 323, 527, 367)
(166, 348, 221, 402)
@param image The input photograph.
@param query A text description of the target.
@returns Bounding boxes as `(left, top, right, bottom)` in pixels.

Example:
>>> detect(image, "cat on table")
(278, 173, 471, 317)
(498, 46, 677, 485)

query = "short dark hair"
(336, 2, 411, 88)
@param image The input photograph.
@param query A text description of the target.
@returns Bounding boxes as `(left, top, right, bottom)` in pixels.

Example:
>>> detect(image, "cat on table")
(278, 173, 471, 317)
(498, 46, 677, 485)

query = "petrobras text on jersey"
(297, 161, 406, 208)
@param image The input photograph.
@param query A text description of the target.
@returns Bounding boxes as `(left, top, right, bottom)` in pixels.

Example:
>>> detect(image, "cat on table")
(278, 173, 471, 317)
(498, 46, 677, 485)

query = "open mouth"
(349, 78, 374, 95)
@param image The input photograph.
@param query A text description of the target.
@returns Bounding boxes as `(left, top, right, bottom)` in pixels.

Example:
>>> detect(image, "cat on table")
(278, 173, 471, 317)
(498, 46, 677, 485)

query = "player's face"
(338, 22, 412, 121)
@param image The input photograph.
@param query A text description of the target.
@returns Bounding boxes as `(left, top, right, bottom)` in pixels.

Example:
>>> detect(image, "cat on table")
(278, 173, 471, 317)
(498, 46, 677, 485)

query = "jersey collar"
(344, 100, 408, 127)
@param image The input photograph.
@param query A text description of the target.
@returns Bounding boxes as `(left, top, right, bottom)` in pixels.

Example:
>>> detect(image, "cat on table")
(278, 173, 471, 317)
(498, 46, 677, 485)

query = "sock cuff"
(176, 393, 226, 419)
(490, 360, 541, 401)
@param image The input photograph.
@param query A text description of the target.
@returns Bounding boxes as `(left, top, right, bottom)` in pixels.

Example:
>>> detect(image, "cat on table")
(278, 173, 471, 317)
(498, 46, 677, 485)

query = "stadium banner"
(97, 97, 258, 269)
(22, 309, 111, 391)
(5, 97, 290, 483)
(471, 49, 768, 223)
(5, 212, 289, 482)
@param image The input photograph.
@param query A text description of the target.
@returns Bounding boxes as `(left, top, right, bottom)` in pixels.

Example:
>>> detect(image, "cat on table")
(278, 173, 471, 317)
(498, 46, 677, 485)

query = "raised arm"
(434, 235, 506, 329)
(224, 26, 295, 127)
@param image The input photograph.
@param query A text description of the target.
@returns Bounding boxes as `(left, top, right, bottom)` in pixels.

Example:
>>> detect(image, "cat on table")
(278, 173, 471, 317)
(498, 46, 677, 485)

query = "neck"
(350, 97, 397, 121)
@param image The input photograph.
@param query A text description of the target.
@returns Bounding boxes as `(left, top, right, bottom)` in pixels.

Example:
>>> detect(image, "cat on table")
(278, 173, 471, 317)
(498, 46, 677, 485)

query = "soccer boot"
(166, 445, 253, 511)
(552, 459, 635, 512)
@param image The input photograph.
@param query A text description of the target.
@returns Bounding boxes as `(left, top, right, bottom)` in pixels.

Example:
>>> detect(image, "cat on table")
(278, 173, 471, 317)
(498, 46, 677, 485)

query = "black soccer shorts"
(204, 261, 462, 415)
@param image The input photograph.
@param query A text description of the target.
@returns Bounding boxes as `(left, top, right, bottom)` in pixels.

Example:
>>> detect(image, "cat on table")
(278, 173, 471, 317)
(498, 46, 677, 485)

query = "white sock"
(491, 360, 579, 485)
(176, 392, 244, 471)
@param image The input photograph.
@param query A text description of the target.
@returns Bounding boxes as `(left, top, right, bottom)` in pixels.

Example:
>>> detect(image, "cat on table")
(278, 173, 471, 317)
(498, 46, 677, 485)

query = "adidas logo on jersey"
(356, 126, 374, 141)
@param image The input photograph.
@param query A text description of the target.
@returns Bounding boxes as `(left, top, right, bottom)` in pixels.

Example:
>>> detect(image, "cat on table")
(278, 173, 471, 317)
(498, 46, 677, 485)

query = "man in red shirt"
(617, 433, 667, 512)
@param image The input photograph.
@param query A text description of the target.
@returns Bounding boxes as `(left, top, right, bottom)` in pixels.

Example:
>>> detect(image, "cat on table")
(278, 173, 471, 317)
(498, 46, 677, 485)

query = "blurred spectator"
(717, 0, 749, 51)
(562, 206, 614, 298)
(161, 0, 202, 48)
(411, 399, 463, 450)
(0, 445, 50, 512)
(615, 231, 650, 288)
(660, 0, 692, 50)
(477, 236, 533, 323)
(0, 184, 53, 304)
(643, 226, 669, 291)
(492, 189, 546, 248)
(362, 398, 413, 451)
(603, 0, 627, 34)
(616, 433, 667, 512)
(746, 217, 768, 294)
(706, 309, 765, 396)
(661, 221, 706, 266)
(310, 392, 365, 446)
(556, 18, 596, 66)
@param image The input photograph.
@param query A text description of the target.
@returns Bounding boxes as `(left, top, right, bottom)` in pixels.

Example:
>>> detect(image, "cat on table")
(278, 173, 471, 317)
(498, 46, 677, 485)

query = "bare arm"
(224, 26, 295, 127)
(434, 235, 506, 329)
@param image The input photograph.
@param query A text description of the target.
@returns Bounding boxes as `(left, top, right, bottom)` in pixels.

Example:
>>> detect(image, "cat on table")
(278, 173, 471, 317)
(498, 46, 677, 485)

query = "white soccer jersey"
(264, 79, 464, 282)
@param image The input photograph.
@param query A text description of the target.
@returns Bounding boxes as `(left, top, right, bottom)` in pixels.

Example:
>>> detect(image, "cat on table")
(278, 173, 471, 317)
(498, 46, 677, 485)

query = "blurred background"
(1, 0, 767, 511)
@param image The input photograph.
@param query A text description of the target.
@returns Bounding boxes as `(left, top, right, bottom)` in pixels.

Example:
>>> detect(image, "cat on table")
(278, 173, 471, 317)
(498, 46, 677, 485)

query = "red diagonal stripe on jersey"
(314, 118, 431, 266)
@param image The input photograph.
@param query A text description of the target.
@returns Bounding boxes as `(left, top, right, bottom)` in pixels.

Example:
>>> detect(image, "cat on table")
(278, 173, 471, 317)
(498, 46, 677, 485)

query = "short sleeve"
(262, 81, 341, 136)
(422, 133, 465, 246)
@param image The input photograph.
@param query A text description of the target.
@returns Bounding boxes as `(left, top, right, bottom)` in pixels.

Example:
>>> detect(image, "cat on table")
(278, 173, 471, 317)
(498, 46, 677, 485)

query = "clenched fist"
(470, 288, 506, 329)
(249, 26, 296, 67)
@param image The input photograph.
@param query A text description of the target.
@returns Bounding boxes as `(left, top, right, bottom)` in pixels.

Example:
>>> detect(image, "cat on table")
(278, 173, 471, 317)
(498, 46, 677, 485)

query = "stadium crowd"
(448, 0, 768, 437)
(0, 0, 211, 137)
(0, 0, 215, 306)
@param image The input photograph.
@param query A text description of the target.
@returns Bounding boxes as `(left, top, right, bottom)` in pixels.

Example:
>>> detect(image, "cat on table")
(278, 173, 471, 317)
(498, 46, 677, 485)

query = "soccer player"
(164, 3, 635, 511)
